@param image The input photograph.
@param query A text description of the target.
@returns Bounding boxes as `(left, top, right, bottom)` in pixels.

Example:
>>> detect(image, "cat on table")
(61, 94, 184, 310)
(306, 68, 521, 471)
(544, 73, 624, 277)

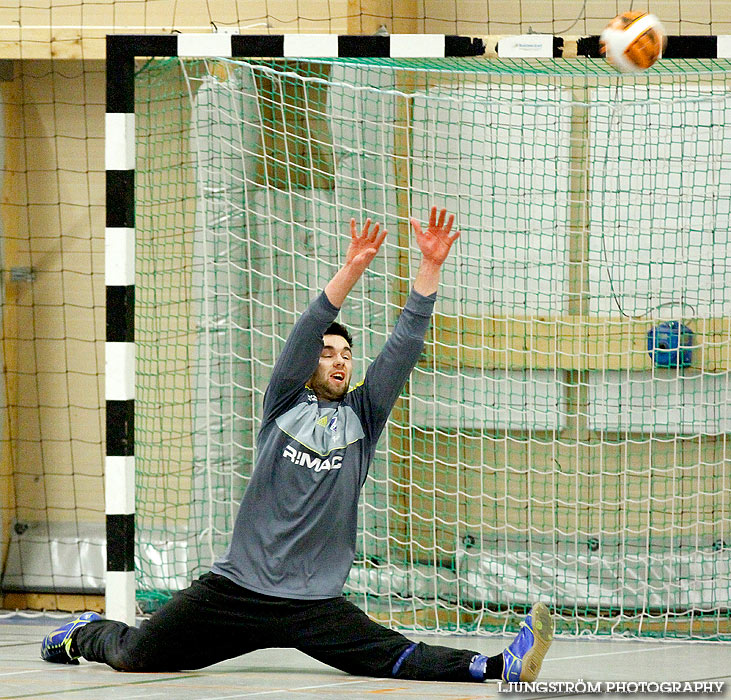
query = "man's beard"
(310, 373, 349, 401)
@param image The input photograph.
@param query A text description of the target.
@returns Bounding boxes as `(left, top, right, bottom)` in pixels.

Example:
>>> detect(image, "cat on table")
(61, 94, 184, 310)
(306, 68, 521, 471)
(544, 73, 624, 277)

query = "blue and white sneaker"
(502, 602, 553, 682)
(40, 612, 102, 664)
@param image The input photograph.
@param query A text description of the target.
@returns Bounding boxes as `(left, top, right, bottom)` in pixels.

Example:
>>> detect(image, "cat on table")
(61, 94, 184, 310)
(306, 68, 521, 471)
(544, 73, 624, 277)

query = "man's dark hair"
(324, 322, 353, 347)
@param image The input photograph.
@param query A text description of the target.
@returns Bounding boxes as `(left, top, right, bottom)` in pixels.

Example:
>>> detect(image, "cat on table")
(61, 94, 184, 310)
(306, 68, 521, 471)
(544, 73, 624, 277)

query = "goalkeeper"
(41, 207, 553, 683)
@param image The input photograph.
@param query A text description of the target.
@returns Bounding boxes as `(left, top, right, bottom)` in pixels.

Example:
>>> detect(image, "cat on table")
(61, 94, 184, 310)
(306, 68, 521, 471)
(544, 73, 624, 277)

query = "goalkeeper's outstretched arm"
(262, 217, 386, 420)
(350, 207, 461, 440)
(324, 206, 459, 306)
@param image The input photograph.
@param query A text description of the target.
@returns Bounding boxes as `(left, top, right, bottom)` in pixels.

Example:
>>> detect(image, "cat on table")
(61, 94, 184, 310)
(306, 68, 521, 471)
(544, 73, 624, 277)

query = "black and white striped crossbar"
(577, 34, 731, 59)
(495, 33, 731, 58)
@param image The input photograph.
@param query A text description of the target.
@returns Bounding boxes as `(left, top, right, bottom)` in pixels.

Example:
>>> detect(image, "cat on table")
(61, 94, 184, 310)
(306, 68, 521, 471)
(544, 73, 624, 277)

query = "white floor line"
(204, 678, 376, 699)
(546, 645, 672, 662)
(0, 670, 44, 677)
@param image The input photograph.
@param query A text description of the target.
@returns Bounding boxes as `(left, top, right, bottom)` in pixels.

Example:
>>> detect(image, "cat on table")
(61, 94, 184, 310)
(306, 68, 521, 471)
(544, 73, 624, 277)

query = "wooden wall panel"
(2, 60, 105, 535)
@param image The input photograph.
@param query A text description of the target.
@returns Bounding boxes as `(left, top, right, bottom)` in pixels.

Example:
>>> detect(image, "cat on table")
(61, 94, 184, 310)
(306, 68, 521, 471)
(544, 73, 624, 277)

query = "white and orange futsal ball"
(600, 11, 666, 73)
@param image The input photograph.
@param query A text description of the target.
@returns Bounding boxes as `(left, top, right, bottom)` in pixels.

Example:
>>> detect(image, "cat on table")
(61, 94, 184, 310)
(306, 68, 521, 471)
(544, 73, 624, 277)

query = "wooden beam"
(564, 79, 592, 439)
(1, 593, 105, 613)
(424, 314, 731, 372)
(387, 34, 418, 566)
(0, 68, 20, 575)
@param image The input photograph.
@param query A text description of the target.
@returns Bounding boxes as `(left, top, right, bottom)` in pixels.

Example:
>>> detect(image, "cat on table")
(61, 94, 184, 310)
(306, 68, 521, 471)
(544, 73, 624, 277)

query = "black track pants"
(76, 573, 485, 682)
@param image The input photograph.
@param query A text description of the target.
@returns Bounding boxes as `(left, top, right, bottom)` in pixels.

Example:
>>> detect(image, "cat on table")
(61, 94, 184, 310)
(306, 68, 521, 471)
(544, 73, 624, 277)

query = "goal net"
(133, 55, 731, 638)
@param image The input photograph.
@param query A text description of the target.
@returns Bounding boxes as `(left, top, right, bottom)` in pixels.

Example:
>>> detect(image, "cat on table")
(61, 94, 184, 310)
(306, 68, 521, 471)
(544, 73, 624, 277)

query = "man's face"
(308, 334, 353, 401)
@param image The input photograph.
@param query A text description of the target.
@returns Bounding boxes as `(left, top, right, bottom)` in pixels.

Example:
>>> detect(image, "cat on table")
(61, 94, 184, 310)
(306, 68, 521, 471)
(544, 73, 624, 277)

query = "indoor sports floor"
(1, 615, 730, 699)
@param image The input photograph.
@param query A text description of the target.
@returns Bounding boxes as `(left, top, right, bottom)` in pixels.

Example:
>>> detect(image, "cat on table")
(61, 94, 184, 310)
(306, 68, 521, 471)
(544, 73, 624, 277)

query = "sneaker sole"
(520, 602, 554, 682)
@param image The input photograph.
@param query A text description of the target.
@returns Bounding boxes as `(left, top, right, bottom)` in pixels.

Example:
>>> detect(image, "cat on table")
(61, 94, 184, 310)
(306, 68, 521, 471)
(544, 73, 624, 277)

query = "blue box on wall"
(647, 322, 693, 368)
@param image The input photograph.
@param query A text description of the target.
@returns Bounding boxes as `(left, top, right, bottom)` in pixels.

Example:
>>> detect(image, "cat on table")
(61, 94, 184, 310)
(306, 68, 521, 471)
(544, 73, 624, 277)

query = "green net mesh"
(134, 56, 731, 638)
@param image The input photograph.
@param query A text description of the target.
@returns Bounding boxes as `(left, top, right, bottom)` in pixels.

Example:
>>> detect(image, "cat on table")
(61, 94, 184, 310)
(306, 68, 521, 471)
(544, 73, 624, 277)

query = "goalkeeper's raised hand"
(325, 217, 388, 308)
(411, 206, 460, 296)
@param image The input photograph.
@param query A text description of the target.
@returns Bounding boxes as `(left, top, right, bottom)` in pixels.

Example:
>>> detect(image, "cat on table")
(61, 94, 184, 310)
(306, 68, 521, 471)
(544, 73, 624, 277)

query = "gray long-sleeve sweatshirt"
(212, 288, 436, 599)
